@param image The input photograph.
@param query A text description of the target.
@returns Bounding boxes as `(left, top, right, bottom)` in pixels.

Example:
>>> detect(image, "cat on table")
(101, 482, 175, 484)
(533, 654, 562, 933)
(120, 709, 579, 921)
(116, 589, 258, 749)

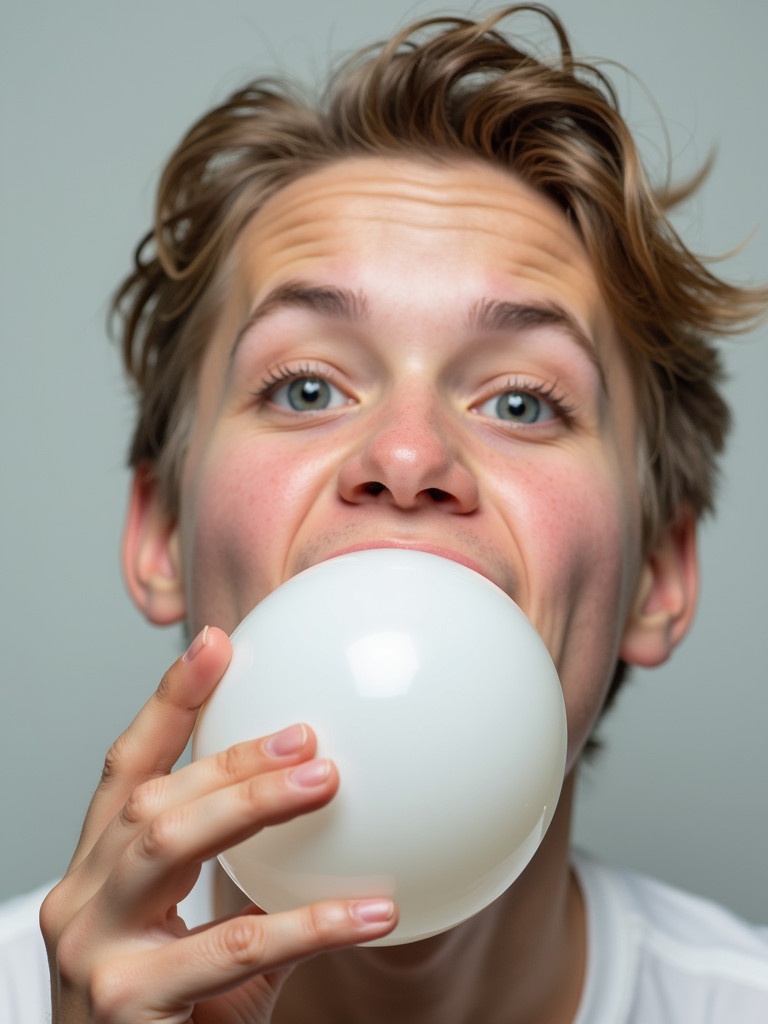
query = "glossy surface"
(192, 549, 567, 944)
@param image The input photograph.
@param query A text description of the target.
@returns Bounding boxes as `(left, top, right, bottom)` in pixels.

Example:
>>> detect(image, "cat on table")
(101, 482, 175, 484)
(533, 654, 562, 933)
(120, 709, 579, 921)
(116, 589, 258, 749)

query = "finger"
(86, 899, 398, 1021)
(72, 626, 231, 863)
(129, 722, 319, 821)
(80, 723, 318, 891)
(103, 758, 341, 924)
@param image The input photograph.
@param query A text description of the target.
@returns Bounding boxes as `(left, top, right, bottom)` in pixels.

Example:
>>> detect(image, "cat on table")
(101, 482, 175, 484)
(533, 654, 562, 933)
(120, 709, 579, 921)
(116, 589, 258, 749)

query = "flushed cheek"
(179, 448, 290, 630)
(500, 463, 639, 763)
(180, 458, 267, 632)
(179, 428, 348, 626)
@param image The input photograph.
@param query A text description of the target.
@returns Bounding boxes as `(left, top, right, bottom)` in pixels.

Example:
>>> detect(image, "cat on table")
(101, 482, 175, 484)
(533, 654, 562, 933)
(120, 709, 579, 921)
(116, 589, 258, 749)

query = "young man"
(3, 7, 767, 1022)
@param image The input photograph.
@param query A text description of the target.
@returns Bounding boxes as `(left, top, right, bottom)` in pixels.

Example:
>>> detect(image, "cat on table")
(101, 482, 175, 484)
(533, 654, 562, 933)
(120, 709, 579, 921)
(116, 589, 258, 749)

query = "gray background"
(1, 0, 766, 920)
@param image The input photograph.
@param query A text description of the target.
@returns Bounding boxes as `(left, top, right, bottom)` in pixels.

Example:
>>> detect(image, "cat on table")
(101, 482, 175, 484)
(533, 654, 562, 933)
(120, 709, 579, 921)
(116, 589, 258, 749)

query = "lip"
(319, 541, 499, 588)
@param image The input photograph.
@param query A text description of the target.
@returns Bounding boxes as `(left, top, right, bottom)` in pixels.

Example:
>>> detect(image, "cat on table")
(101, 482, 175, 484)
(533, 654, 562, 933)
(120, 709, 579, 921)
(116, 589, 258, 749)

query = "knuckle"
(305, 901, 344, 943)
(39, 882, 67, 946)
(137, 808, 182, 862)
(218, 917, 267, 966)
(242, 771, 267, 805)
(89, 959, 132, 1022)
(154, 668, 174, 706)
(155, 664, 200, 716)
(120, 779, 159, 828)
(217, 741, 249, 781)
(100, 731, 131, 786)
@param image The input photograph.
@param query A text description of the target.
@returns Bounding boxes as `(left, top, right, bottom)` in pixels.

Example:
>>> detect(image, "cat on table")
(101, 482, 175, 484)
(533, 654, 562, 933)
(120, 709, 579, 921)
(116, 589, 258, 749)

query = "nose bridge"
(371, 384, 450, 473)
(338, 383, 479, 511)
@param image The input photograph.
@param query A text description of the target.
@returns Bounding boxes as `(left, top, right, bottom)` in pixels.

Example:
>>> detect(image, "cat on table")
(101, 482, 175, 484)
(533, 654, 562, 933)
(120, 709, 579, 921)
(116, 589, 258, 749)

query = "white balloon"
(192, 549, 567, 945)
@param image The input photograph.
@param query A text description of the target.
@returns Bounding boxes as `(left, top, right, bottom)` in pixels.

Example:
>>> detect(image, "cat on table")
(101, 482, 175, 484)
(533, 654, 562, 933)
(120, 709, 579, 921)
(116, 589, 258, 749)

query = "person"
(2, 6, 767, 1021)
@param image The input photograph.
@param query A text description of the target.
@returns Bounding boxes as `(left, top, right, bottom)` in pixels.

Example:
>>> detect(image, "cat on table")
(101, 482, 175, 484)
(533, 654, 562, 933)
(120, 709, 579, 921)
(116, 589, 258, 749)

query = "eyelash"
(481, 377, 575, 420)
(252, 365, 575, 423)
(252, 363, 339, 401)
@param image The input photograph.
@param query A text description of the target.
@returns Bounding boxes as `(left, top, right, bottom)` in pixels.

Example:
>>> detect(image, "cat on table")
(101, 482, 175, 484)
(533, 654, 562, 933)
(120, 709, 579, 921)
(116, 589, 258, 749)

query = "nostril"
(351, 482, 460, 506)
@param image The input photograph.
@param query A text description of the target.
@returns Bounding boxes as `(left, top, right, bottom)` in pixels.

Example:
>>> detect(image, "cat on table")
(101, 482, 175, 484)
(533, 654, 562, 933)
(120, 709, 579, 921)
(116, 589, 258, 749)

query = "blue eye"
(479, 389, 556, 425)
(271, 375, 347, 412)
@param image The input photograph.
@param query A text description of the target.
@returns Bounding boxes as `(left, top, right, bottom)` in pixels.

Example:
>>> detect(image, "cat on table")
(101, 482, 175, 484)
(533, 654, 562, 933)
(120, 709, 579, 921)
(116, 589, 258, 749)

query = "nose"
(337, 395, 479, 513)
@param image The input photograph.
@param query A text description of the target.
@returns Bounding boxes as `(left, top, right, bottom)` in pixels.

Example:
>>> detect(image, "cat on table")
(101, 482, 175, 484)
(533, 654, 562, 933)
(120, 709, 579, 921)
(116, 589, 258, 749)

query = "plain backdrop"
(1, 0, 766, 921)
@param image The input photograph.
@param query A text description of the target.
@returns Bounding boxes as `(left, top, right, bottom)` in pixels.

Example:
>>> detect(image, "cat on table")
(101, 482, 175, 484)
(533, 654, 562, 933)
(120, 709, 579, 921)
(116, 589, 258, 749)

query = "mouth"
(317, 541, 502, 591)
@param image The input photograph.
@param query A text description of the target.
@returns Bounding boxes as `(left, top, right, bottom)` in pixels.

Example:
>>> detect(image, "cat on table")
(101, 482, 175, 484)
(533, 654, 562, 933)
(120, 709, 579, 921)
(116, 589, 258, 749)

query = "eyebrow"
(468, 297, 607, 392)
(232, 281, 369, 357)
(232, 280, 606, 391)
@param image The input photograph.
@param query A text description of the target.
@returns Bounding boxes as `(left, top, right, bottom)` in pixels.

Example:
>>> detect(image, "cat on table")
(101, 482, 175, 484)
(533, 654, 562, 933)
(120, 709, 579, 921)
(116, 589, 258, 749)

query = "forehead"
(227, 156, 610, 338)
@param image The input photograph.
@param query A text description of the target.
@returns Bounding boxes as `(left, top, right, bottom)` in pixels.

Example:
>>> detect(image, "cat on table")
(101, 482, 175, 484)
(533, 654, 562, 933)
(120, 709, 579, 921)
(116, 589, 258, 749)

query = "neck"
(263, 771, 586, 1024)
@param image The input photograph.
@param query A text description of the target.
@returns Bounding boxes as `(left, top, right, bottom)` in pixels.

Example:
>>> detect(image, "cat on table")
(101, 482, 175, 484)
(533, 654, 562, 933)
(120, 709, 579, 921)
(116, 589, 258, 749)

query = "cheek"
(500, 456, 632, 603)
(180, 447, 272, 630)
(179, 441, 286, 629)
(494, 454, 642, 764)
(179, 433, 343, 630)
(527, 483, 629, 647)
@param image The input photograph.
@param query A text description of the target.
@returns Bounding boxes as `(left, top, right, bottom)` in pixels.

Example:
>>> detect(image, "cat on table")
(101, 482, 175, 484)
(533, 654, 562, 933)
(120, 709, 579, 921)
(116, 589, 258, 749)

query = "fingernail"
(288, 759, 331, 788)
(183, 625, 209, 662)
(264, 724, 308, 757)
(351, 899, 396, 924)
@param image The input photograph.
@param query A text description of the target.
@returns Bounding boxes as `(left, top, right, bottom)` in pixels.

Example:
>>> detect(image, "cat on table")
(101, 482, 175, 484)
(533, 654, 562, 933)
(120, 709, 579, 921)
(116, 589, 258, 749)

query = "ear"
(122, 463, 187, 626)
(619, 509, 699, 668)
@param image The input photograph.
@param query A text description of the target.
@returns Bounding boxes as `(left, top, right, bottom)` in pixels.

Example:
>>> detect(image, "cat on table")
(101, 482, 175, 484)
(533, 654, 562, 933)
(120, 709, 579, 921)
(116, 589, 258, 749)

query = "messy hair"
(113, 5, 766, 708)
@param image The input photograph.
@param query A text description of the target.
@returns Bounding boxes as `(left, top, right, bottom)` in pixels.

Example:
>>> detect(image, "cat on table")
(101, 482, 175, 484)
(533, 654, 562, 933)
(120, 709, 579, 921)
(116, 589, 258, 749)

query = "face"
(131, 156, 692, 769)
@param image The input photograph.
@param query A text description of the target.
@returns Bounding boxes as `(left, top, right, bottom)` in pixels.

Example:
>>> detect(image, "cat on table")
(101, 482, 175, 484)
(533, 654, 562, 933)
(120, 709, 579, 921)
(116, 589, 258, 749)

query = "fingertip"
(263, 723, 310, 758)
(170, 626, 233, 709)
(349, 899, 398, 928)
(327, 897, 399, 945)
(201, 625, 232, 650)
(183, 625, 210, 663)
(180, 626, 232, 673)
(183, 625, 232, 660)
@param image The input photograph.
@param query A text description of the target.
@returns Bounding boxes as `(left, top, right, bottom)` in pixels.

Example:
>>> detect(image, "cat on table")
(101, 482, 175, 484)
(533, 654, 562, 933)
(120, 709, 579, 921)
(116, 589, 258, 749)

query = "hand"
(40, 626, 397, 1023)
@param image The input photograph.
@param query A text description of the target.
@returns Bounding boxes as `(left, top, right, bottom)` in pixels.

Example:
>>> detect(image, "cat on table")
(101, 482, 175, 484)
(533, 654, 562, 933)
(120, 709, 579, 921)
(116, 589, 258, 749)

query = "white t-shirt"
(570, 851, 768, 1022)
(2, 852, 766, 1023)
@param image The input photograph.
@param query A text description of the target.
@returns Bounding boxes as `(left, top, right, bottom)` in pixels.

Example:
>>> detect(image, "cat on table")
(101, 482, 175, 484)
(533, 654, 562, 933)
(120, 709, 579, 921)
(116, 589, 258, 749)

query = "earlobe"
(122, 464, 187, 626)
(619, 509, 699, 668)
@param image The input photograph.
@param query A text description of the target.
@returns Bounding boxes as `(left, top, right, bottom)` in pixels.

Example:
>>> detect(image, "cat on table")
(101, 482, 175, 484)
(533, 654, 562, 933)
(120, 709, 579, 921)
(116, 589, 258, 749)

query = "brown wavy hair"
(113, 4, 766, 709)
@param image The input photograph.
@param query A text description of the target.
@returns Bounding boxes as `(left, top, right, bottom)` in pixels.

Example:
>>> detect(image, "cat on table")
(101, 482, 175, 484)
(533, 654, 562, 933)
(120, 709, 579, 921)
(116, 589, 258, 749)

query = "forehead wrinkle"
(226, 155, 613, 368)
(250, 158, 574, 240)
(238, 162, 594, 301)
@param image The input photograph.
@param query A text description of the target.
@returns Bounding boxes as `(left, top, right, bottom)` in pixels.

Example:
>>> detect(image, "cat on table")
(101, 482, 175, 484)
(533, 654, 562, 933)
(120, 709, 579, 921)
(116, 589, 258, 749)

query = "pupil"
(289, 377, 327, 409)
(500, 392, 538, 422)
(507, 394, 525, 416)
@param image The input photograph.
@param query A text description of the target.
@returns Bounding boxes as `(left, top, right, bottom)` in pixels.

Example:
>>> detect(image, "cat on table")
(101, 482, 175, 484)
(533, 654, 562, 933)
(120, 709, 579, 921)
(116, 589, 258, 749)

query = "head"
(115, 6, 766, 752)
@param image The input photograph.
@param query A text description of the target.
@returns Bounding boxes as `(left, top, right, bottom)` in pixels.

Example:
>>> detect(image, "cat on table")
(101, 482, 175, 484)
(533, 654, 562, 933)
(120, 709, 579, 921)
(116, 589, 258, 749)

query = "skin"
(41, 156, 698, 1023)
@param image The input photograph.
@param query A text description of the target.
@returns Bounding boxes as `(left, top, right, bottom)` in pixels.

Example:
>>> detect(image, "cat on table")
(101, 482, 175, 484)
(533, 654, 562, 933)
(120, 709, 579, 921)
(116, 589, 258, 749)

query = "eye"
(270, 375, 348, 412)
(478, 388, 557, 425)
